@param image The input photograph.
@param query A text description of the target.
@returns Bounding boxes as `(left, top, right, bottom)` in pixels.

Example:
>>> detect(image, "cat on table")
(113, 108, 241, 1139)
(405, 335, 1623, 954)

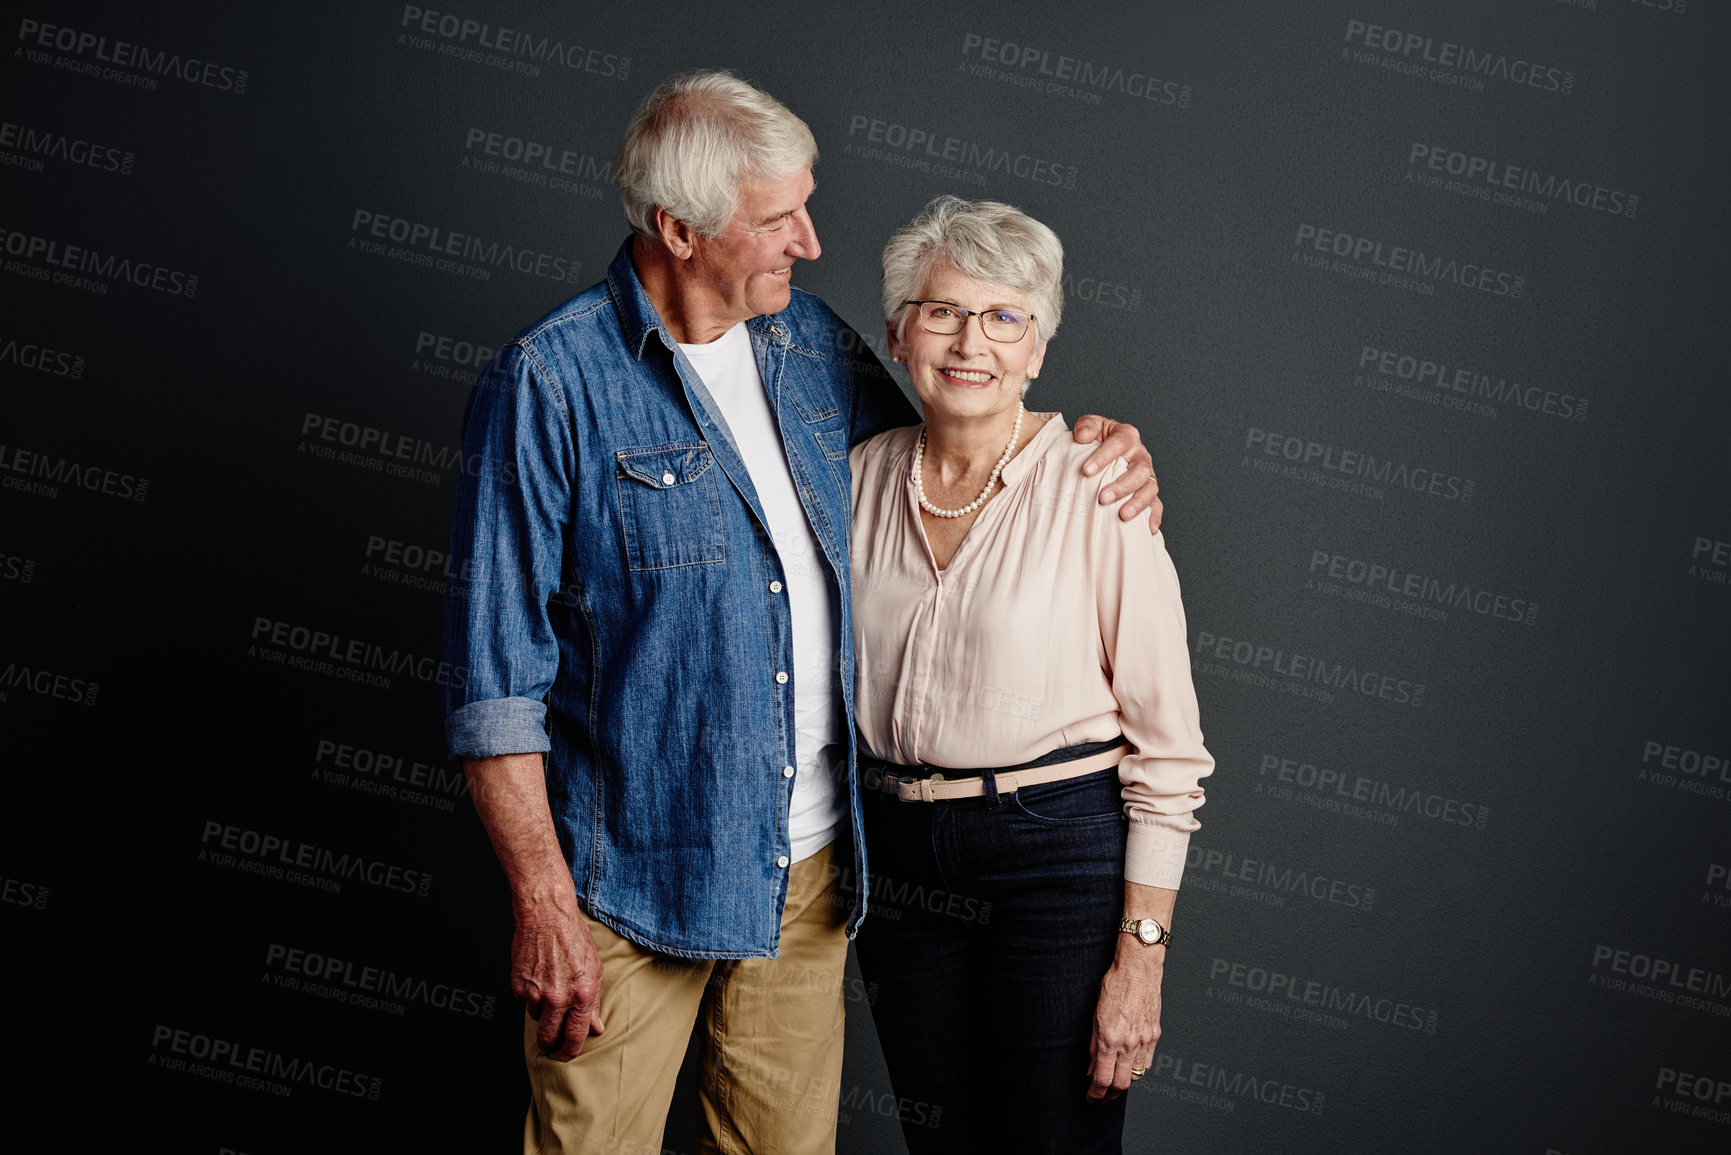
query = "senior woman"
(849, 196, 1213, 1153)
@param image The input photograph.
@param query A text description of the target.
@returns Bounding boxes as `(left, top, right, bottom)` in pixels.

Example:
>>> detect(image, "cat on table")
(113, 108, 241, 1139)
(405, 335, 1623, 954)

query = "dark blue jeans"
(855, 760, 1129, 1154)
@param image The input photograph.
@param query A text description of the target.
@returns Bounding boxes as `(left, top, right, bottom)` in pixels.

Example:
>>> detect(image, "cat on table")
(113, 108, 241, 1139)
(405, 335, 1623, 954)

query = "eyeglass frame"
(901, 299, 1038, 344)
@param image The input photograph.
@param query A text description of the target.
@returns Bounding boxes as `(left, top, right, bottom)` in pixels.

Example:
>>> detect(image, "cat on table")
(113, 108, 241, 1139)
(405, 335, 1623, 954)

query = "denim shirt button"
(775, 671, 788, 684)
(661, 471, 675, 486)
(776, 855, 790, 869)
(769, 581, 782, 593)
(782, 765, 795, 779)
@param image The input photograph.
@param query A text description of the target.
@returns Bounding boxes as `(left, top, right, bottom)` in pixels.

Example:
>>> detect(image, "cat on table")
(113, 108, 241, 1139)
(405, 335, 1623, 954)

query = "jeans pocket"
(614, 442, 726, 570)
(1008, 769, 1125, 825)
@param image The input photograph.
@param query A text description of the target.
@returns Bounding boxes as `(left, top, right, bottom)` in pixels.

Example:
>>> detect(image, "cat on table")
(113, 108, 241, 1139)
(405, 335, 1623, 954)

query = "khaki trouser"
(524, 841, 851, 1155)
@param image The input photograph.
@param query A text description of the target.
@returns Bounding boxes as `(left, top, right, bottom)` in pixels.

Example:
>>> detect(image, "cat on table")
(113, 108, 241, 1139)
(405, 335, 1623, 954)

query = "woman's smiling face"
(889, 262, 1048, 422)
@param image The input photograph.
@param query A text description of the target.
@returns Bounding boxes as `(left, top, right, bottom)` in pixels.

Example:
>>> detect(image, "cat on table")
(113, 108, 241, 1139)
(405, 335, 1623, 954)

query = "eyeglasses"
(903, 300, 1036, 343)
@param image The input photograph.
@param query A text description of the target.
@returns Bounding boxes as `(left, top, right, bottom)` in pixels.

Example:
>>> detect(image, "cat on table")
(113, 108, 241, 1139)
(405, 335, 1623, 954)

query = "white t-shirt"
(678, 323, 841, 862)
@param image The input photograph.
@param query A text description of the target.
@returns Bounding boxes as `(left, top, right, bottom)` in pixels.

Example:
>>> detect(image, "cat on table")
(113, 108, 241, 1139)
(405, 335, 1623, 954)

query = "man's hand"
(1073, 414, 1164, 533)
(465, 751, 607, 1062)
(515, 897, 606, 1061)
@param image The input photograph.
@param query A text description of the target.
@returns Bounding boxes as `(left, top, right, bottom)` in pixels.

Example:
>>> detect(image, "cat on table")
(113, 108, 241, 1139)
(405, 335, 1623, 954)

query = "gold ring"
(1131, 1067, 1147, 1078)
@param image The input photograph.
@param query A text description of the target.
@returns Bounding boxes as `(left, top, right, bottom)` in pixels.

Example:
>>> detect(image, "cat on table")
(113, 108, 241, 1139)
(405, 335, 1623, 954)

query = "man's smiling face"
(684, 166, 821, 326)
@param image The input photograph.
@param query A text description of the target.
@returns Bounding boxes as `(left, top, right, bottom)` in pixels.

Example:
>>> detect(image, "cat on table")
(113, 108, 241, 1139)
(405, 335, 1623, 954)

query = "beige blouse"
(848, 414, 1213, 888)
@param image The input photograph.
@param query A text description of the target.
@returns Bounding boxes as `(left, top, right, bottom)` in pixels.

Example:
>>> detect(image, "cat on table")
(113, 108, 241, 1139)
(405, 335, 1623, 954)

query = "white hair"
(615, 70, 818, 239)
(880, 195, 1065, 343)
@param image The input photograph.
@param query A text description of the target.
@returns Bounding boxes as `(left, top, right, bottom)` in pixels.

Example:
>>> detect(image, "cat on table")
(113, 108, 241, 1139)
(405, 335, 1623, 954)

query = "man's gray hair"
(615, 70, 818, 239)
(881, 195, 1065, 343)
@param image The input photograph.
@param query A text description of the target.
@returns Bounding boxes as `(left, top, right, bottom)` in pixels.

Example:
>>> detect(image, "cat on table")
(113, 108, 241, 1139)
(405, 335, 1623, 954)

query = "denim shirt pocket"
(614, 442, 726, 571)
(781, 350, 842, 423)
(814, 428, 850, 461)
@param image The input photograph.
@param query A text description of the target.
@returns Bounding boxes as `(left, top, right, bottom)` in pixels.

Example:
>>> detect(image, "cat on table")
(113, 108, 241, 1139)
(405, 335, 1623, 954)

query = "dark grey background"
(3, 1, 1727, 1151)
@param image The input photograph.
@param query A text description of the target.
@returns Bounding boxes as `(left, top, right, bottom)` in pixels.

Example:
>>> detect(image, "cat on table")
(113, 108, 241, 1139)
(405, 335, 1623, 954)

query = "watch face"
(1138, 921, 1160, 944)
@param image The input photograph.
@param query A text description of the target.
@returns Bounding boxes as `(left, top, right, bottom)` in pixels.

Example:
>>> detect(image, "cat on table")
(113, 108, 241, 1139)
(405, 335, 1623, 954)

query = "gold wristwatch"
(1118, 916, 1171, 948)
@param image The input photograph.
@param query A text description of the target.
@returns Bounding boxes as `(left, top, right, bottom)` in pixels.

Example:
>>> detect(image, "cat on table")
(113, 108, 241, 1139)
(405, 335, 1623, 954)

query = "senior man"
(442, 70, 1163, 1153)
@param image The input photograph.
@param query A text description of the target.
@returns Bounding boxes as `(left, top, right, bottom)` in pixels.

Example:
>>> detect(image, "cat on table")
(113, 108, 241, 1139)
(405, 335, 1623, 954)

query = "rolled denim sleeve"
(441, 343, 575, 760)
(445, 696, 549, 761)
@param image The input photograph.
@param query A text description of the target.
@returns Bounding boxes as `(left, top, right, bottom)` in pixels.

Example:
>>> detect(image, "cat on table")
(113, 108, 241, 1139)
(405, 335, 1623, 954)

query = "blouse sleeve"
(1092, 460, 1214, 889)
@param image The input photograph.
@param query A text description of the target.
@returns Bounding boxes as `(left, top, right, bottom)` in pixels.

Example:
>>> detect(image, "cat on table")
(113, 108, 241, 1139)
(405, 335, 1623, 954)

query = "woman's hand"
(1086, 935, 1165, 1101)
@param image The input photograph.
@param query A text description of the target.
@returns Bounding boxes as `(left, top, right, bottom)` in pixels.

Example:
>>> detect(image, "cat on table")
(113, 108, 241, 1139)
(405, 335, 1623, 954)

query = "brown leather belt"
(865, 744, 1126, 803)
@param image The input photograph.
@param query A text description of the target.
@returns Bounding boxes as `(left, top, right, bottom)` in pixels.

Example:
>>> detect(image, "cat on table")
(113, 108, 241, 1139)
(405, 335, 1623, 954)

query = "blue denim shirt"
(442, 240, 914, 958)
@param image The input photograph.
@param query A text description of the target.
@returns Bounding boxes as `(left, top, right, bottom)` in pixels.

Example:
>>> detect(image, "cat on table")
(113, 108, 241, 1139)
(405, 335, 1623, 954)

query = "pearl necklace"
(913, 402, 1025, 519)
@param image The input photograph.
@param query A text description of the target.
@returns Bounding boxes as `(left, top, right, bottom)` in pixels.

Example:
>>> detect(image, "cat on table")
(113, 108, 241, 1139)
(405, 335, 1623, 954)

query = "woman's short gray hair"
(616, 70, 818, 239)
(881, 195, 1065, 342)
